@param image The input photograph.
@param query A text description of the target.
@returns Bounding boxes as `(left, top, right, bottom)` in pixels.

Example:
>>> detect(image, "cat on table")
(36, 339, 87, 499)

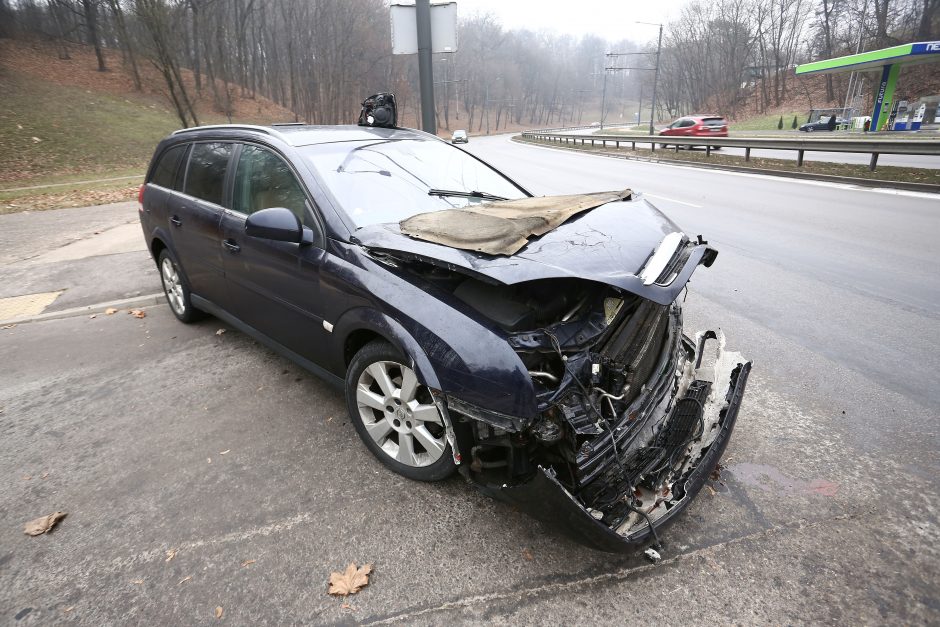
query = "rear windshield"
(702, 118, 727, 126)
(303, 138, 527, 228)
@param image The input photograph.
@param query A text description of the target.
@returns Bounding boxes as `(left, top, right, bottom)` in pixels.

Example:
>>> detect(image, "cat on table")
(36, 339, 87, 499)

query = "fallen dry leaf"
(129, 309, 146, 319)
(220, 450, 230, 455)
(706, 485, 717, 496)
(215, 328, 226, 335)
(165, 548, 178, 562)
(131, 579, 144, 585)
(207, 457, 212, 464)
(328, 563, 373, 596)
(105, 308, 118, 315)
(178, 576, 192, 585)
(89, 314, 97, 319)
(522, 548, 534, 561)
(215, 606, 224, 619)
(1, 324, 16, 330)
(24, 511, 67, 536)
(32, 136, 41, 143)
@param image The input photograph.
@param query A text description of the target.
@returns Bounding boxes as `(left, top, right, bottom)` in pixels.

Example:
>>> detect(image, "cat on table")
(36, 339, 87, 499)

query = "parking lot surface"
(1, 139, 938, 624)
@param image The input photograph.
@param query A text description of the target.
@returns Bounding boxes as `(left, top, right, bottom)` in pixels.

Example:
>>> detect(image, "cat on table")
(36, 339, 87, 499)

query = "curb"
(0, 293, 165, 327)
(513, 137, 940, 194)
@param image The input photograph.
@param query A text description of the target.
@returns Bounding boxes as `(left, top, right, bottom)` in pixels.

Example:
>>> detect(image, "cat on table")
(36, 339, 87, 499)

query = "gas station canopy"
(795, 41, 940, 131)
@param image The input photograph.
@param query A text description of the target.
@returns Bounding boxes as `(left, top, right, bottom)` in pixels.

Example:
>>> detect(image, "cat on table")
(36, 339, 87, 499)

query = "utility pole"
(601, 65, 609, 129)
(636, 22, 664, 136)
(416, 0, 436, 134)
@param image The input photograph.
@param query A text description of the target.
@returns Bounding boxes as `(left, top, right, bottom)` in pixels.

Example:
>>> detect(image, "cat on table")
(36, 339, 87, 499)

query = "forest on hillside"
(1, 0, 938, 130)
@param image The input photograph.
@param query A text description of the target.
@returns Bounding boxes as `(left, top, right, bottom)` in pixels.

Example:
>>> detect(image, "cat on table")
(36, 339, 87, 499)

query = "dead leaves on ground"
(215, 328, 226, 336)
(215, 606, 224, 619)
(105, 307, 118, 315)
(328, 563, 373, 597)
(129, 309, 146, 319)
(23, 511, 67, 536)
(165, 548, 178, 562)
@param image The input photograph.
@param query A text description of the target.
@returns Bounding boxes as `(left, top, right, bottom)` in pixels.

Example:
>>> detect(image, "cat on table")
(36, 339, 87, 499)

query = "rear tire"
(158, 249, 204, 323)
(345, 341, 456, 482)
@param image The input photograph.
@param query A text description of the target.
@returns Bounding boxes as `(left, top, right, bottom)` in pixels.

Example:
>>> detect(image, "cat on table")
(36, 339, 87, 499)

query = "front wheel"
(345, 341, 456, 482)
(158, 249, 204, 323)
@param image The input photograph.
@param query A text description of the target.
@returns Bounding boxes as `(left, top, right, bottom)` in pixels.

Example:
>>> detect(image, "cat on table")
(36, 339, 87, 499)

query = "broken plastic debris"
(643, 547, 661, 563)
(23, 511, 67, 536)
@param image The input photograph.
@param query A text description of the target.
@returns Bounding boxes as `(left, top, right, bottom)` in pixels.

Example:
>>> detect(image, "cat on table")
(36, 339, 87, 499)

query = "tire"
(345, 341, 456, 482)
(157, 248, 204, 323)
(806, 126, 814, 132)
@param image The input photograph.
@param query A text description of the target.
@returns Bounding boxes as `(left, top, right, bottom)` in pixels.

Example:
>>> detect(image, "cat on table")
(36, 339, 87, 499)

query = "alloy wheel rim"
(161, 257, 185, 315)
(355, 360, 447, 467)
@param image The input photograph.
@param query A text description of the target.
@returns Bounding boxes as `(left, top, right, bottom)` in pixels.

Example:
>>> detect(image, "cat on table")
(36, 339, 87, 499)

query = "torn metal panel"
(399, 189, 632, 255)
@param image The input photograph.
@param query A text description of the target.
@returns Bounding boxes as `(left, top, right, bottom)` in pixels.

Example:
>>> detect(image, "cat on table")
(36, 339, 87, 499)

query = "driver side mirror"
(245, 207, 314, 245)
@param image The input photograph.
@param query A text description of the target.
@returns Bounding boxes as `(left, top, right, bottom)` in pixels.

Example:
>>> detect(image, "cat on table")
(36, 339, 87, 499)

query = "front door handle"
(223, 239, 241, 254)
(170, 215, 182, 227)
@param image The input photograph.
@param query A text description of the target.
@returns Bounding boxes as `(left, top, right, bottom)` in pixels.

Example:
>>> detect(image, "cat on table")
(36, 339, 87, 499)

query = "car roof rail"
(171, 124, 286, 140)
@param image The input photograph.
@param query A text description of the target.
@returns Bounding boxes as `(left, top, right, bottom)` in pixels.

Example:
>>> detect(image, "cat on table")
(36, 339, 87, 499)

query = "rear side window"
(150, 144, 186, 189)
(678, 119, 696, 128)
(185, 142, 232, 205)
(702, 117, 727, 126)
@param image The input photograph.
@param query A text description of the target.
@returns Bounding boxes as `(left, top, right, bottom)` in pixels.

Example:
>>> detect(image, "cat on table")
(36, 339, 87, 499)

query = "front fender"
(330, 307, 443, 390)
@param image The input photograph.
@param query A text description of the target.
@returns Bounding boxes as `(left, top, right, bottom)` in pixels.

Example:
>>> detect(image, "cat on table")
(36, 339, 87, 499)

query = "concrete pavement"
(1, 145, 938, 624)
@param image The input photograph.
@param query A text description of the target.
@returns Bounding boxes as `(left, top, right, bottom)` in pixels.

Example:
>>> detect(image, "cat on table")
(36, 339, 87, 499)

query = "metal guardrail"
(520, 130, 940, 171)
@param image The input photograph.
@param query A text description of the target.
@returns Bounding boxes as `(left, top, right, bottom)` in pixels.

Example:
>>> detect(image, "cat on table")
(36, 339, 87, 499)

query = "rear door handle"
(223, 239, 241, 253)
(170, 215, 182, 227)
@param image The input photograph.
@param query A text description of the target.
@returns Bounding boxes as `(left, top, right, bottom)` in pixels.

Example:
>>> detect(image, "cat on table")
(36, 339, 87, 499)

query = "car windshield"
(303, 138, 527, 227)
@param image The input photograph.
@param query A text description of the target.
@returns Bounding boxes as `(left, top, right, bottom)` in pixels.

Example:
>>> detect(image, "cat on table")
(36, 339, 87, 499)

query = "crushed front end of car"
(357, 192, 751, 552)
(451, 287, 750, 552)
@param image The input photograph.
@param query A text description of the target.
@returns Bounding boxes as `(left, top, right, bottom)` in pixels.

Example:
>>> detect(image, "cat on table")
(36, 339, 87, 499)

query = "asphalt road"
(558, 128, 940, 168)
(1, 140, 938, 624)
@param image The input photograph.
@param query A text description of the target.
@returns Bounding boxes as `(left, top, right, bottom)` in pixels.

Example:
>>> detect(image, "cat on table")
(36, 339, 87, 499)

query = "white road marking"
(644, 193, 702, 208)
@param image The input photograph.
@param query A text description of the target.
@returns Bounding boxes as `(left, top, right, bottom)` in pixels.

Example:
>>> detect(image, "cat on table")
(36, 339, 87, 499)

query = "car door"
(168, 141, 233, 306)
(218, 143, 332, 364)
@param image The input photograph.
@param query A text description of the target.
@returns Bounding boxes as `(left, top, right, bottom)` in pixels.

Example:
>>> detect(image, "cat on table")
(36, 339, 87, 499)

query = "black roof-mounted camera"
(358, 92, 398, 129)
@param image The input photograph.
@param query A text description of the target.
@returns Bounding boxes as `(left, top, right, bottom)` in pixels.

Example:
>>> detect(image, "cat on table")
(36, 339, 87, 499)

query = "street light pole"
(601, 62, 609, 129)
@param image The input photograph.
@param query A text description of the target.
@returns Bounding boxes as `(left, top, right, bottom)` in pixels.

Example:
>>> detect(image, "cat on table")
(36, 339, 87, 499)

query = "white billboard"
(390, 2, 458, 55)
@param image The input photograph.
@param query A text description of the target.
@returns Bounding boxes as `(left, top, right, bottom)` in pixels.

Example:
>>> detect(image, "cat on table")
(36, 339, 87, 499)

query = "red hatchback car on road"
(659, 115, 728, 148)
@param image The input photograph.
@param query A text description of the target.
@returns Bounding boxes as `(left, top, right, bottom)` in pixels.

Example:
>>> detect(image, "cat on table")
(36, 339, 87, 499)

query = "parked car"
(451, 129, 468, 144)
(139, 123, 750, 553)
(658, 115, 728, 149)
(799, 116, 845, 132)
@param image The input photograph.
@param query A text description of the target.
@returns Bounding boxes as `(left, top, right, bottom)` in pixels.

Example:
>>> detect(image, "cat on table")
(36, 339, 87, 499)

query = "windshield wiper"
(427, 188, 507, 202)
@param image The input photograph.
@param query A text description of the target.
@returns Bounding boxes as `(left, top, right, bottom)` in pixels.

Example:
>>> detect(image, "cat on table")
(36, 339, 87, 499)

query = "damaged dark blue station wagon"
(139, 123, 750, 553)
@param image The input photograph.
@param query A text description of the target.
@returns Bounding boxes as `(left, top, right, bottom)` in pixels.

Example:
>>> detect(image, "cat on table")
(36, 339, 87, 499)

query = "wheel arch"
(332, 307, 442, 391)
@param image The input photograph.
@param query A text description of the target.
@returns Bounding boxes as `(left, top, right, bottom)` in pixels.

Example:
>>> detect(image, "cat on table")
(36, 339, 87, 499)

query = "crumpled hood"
(354, 194, 717, 306)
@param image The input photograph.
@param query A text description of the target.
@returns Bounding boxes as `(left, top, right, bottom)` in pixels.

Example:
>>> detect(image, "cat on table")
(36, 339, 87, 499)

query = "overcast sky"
(452, 0, 688, 44)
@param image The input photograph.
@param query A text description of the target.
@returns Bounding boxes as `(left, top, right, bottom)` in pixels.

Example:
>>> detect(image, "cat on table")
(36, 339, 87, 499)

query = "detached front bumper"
(485, 333, 751, 553)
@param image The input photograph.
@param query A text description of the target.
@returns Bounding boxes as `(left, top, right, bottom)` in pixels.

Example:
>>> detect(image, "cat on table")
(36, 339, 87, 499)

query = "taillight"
(138, 184, 145, 209)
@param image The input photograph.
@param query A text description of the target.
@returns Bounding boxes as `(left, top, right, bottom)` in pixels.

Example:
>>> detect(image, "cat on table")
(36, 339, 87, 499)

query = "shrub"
(777, 115, 783, 129)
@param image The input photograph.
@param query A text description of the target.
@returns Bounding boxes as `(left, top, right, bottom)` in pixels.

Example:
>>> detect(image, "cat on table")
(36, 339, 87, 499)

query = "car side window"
(233, 145, 309, 225)
(185, 142, 232, 206)
(679, 119, 695, 128)
(150, 144, 187, 189)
